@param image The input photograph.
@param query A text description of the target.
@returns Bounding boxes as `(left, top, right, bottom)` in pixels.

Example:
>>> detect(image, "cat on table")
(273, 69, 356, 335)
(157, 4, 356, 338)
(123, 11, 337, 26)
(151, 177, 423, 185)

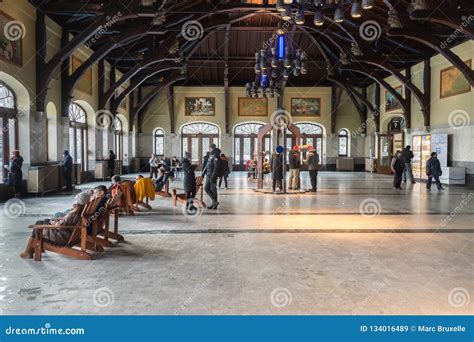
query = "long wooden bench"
(172, 176, 205, 207)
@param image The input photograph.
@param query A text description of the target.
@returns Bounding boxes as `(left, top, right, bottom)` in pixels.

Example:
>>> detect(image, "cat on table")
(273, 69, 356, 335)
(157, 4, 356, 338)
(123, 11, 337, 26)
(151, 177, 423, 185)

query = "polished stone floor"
(0, 172, 473, 315)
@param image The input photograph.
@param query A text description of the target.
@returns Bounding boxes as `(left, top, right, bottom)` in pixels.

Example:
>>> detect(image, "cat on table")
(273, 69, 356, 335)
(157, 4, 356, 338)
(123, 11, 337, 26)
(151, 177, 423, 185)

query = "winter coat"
(306, 152, 320, 171)
(271, 153, 284, 181)
(219, 158, 230, 177)
(401, 148, 414, 164)
(107, 153, 116, 170)
(426, 157, 442, 177)
(288, 151, 301, 169)
(181, 157, 196, 192)
(62, 154, 73, 174)
(205, 148, 222, 182)
(9, 155, 23, 180)
(391, 156, 404, 174)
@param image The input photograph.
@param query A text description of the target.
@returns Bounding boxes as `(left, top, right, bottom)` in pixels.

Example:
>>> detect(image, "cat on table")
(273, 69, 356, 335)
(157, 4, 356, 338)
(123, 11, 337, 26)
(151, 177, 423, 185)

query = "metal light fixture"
(283, 0, 293, 3)
(313, 10, 324, 26)
(295, 7, 305, 25)
(361, 0, 374, 10)
(351, 1, 362, 18)
(282, 6, 292, 21)
(276, 0, 286, 12)
(334, 7, 344, 23)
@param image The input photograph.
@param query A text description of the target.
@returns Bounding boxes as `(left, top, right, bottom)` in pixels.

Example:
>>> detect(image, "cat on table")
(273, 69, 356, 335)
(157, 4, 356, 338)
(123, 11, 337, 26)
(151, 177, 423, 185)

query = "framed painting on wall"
(238, 97, 267, 116)
(71, 55, 93, 95)
(291, 98, 321, 116)
(185, 97, 215, 116)
(385, 86, 403, 112)
(0, 11, 23, 66)
(440, 60, 471, 99)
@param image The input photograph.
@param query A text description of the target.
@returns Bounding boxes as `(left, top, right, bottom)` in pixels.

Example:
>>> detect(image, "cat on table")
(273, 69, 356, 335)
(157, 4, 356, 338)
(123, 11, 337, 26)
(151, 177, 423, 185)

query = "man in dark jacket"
(203, 144, 222, 209)
(305, 148, 320, 192)
(401, 145, 416, 184)
(9, 150, 23, 196)
(62, 150, 73, 191)
(426, 152, 444, 192)
(271, 152, 283, 192)
(181, 152, 197, 212)
(391, 150, 404, 190)
(288, 147, 301, 190)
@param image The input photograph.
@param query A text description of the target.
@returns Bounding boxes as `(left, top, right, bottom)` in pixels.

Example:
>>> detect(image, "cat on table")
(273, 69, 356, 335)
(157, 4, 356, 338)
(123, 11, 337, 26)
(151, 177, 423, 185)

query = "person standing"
(107, 150, 116, 178)
(426, 152, 445, 192)
(203, 144, 222, 209)
(305, 148, 320, 192)
(181, 152, 197, 211)
(391, 150, 404, 190)
(8, 150, 23, 197)
(401, 145, 416, 184)
(271, 152, 283, 192)
(149, 153, 160, 179)
(288, 146, 301, 190)
(62, 150, 73, 192)
(218, 154, 230, 189)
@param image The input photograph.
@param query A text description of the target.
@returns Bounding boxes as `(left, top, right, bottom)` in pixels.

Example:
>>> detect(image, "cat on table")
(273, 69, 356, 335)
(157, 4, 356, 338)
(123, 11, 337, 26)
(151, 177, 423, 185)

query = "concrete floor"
(0, 172, 473, 315)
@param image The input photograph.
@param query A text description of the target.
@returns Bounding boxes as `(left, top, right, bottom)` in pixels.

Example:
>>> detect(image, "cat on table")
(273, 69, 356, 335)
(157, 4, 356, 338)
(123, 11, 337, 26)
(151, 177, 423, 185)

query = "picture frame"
(185, 97, 215, 116)
(385, 86, 403, 112)
(238, 97, 268, 116)
(71, 55, 93, 96)
(290, 98, 321, 116)
(0, 11, 23, 66)
(440, 60, 472, 99)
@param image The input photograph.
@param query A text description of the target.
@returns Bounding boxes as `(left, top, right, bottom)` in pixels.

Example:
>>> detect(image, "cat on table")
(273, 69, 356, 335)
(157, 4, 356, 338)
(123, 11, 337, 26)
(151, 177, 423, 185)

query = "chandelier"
(245, 33, 307, 98)
(276, 0, 375, 26)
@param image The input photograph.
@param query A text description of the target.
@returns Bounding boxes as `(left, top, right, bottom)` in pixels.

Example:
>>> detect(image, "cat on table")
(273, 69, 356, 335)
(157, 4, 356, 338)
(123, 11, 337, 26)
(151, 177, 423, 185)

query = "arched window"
(68, 103, 88, 171)
(287, 123, 324, 161)
(181, 122, 219, 165)
(114, 117, 123, 161)
(153, 128, 165, 156)
(233, 122, 269, 170)
(0, 82, 18, 182)
(338, 129, 349, 157)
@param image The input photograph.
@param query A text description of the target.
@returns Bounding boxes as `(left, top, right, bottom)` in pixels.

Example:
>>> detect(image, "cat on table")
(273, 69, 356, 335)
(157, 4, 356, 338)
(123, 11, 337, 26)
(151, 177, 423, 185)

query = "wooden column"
(374, 83, 381, 133)
(166, 86, 175, 134)
(35, 10, 47, 113)
(423, 60, 431, 128)
(405, 68, 412, 129)
(60, 28, 70, 117)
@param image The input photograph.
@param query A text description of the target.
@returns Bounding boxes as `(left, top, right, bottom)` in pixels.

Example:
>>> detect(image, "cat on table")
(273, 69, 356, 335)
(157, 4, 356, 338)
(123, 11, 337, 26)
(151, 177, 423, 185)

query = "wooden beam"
(410, 10, 474, 39)
(60, 28, 70, 117)
(330, 85, 343, 134)
(374, 83, 381, 133)
(35, 10, 47, 112)
(423, 60, 431, 127)
(224, 24, 230, 134)
(166, 86, 175, 134)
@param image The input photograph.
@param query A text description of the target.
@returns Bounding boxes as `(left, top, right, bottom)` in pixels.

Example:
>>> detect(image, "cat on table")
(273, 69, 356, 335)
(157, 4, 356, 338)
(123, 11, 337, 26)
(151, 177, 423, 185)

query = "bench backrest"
(196, 176, 204, 187)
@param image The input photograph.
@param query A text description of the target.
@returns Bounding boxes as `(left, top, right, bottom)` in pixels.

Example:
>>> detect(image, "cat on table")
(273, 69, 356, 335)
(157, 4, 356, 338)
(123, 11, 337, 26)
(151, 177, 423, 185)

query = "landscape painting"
(0, 11, 23, 66)
(291, 98, 321, 116)
(385, 86, 403, 112)
(238, 97, 267, 116)
(185, 97, 215, 116)
(440, 60, 471, 99)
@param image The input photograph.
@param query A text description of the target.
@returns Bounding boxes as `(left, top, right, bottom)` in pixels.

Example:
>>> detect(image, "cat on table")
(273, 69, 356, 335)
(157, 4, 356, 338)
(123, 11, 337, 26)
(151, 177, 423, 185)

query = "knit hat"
(74, 189, 93, 205)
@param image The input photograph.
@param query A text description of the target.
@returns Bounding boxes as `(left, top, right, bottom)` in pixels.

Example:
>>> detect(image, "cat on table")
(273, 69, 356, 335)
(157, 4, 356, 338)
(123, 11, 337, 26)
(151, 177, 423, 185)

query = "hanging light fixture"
(276, 0, 286, 12)
(333, 7, 344, 23)
(282, 6, 292, 21)
(295, 7, 305, 25)
(351, 1, 362, 18)
(361, 0, 374, 10)
(313, 10, 324, 26)
(283, 0, 294, 3)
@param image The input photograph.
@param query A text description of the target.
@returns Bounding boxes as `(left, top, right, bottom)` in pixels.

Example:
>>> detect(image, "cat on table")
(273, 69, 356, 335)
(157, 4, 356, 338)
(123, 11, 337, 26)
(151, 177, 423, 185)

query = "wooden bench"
(172, 176, 205, 207)
(99, 199, 125, 244)
(156, 179, 171, 198)
(29, 197, 106, 261)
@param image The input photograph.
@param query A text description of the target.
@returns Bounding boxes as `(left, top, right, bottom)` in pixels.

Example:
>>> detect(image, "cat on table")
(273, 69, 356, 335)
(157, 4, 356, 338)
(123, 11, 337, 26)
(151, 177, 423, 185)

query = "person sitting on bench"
(87, 185, 109, 235)
(154, 168, 167, 192)
(20, 190, 93, 258)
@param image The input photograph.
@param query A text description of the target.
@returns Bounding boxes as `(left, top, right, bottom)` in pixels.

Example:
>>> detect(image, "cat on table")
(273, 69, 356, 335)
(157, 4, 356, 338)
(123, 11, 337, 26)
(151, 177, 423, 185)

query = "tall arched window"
(153, 128, 165, 156)
(338, 129, 349, 157)
(114, 117, 123, 161)
(0, 82, 18, 181)
(287, 123, 324, 161)
(68, 103, 88, 171)
(233, 122, 269, 170)
(181, 122, 219, 165)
